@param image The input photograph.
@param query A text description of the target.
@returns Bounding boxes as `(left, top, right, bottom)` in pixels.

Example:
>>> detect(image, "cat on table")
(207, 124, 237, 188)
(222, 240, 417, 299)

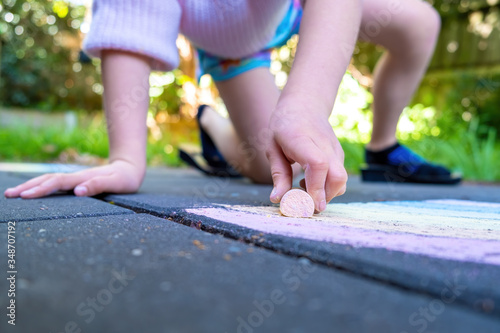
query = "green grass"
(1, 119, 499, 182)
(401, 121, 500, 182)
(0, 119, 181, 166)
(339, 140, 364, 175)
(0, 123, 109, 162)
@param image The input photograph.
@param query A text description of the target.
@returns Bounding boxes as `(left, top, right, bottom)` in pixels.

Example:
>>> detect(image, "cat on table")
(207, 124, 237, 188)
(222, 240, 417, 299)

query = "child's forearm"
(101, 50, 151, 174)
(3, 50, 152, 199)
(279, 0, 362, 116)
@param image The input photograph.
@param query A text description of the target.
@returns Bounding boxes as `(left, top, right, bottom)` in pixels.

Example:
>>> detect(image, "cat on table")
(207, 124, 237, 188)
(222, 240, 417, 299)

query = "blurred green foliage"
(352, 0, 500, 139)
(1, 0, 499, 181)
(353, 42, 500, 142)
(2, 0, 499, 134)
(417, 72, 500, 140)
(0, 117, 109, 162)
(0, 0, 191, 115)
(0, 115, 181, 166)
(0, 0, 103, 110)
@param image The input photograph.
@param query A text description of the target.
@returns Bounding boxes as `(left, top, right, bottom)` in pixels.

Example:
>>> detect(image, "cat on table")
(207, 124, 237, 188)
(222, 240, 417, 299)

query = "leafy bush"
(404, 119, 500, 181)
(0, 0, 103, 111)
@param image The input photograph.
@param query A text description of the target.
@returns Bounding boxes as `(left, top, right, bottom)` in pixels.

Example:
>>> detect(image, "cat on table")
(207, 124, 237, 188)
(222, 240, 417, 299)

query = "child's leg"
(200, 67, 282, 184)
(359, 0, 441, 151)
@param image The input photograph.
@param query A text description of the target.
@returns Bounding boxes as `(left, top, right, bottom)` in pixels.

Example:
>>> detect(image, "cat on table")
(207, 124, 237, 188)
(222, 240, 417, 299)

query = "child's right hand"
(4, 160, 145, 199)
(266, 102, 348, 213)
(264, 0, 360, 213)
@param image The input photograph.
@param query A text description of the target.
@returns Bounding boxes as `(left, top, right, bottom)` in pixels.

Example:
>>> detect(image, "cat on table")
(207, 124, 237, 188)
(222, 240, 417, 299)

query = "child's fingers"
(336, 183, 347, 197)
(18, 185, 59, 199)
(4, 174, 53, 198)
(300, 173, 346, 201)
(283, 138, 329, 212)
(303, 157, 329, 212)
(75, 174, 117, 197)
(325, 141, 348, 201)
(5, 172, 84, 198)
(266, 142, 293, 203)
(75, 173, 119, 197)
(18, 173, 84, 199)
(324, 165, 348, 203)
(76, 172, 138, 197)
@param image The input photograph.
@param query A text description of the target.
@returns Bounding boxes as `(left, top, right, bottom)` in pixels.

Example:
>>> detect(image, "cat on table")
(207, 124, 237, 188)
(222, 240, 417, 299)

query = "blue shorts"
(197, 0, 303, 82)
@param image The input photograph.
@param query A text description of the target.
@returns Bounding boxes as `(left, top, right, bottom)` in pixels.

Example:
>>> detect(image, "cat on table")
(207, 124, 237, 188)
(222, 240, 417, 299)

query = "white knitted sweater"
(83, 0, 289, 71)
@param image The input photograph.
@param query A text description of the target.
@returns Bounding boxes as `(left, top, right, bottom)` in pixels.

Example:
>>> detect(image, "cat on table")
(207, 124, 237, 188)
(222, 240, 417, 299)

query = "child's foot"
(197, 105, 229, 169)
(361, 142, 461, 184)
(178, 105, 241, 177)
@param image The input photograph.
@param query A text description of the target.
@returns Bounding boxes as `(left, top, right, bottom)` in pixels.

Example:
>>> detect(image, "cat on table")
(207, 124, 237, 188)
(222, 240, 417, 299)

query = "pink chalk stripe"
(187, 203, 500, 266)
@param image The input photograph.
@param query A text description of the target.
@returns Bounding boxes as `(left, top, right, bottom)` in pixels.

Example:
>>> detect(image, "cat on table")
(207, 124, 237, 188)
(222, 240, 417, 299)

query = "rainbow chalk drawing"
(187, 200, 500, 265)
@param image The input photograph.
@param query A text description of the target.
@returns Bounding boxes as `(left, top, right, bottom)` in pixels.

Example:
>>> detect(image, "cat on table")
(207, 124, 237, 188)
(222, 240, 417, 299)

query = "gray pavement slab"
(2, 167, 500, 330)
(187, 209, 500, 312)
(1, 213, 498, 333)
(0, 195, 133, 223)
(135, 205, 500, 318)
(1, 195, 133, 224)
(0, 172, 134, 223)
(96, 169, 500, 317)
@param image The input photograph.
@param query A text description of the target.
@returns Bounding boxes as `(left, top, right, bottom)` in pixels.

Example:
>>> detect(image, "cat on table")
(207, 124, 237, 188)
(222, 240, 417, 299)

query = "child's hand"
(265, 0, 361, 212)
(4, 160, 145, 199)
(266, 105, 347, 213)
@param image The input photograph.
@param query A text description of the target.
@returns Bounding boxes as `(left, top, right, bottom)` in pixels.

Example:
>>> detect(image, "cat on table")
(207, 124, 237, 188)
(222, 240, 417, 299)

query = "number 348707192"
(7, 221, 16, 269)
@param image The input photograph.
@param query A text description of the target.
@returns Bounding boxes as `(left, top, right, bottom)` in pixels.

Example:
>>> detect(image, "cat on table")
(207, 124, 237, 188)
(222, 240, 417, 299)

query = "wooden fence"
(430, 0, 500, 73)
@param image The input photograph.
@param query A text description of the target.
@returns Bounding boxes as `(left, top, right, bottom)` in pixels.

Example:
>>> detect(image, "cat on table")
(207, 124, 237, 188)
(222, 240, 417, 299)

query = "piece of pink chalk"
(280, 189, 315, 218)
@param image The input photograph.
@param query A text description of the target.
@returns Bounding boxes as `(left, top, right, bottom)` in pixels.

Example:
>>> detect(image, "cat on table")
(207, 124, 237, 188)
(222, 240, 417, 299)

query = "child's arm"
(4, 50, 150, 199)
(267, 0, 362, 212)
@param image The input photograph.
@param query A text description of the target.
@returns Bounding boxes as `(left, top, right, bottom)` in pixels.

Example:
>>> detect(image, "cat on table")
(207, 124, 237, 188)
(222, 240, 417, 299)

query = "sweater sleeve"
(83, 0, 181, 71)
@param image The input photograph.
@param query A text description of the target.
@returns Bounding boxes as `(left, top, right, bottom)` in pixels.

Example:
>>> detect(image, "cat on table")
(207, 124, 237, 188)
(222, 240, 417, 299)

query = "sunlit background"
(1, 0, 499, 181)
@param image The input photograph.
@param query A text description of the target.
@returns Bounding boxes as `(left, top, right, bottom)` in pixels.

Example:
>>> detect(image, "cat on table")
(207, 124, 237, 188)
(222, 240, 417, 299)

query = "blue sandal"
(361, 143, 462, 185)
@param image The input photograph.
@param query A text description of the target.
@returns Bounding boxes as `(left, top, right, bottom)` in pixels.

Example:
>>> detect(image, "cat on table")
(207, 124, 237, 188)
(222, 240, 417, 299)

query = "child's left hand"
(3, 159, 145, 199)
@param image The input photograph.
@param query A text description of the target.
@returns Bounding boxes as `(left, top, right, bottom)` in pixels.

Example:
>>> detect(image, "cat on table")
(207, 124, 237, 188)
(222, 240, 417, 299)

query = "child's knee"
(420, 3, 441, 40)
(383, 3, 440, 58)
(407, 2, 441, 48)
(245, 156, 273, 185)
(362, 0, 441, 55)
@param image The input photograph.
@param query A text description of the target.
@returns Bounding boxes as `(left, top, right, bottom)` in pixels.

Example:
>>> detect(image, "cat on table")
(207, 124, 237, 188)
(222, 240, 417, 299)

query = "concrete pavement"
(1, 166, 499, 332)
